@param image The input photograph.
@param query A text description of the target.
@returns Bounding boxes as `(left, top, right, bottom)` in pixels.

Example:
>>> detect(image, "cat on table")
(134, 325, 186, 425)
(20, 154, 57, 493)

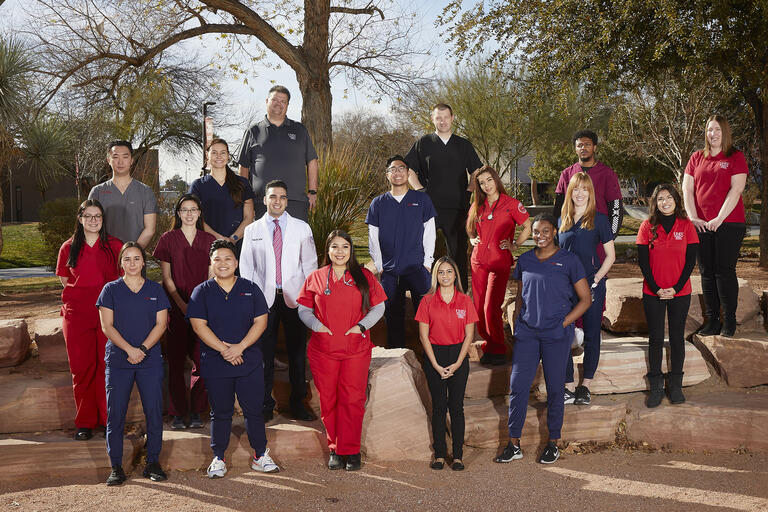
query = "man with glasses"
(366, 155, 436, 348)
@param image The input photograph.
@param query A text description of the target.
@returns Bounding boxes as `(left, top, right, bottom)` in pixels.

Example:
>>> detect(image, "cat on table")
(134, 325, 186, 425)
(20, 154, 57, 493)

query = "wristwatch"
(357, 323, 367, 335)
(308, 189, 317, 195)
(231, 234, 239, 241)
(138, 344, 148, 354)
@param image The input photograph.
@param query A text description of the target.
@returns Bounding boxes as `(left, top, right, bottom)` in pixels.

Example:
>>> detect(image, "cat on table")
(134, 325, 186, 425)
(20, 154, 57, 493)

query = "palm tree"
(0, 37, 35, 256)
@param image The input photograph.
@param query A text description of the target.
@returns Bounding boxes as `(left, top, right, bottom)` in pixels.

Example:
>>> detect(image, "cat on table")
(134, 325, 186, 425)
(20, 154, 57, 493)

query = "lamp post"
(202, 101, 217, 168)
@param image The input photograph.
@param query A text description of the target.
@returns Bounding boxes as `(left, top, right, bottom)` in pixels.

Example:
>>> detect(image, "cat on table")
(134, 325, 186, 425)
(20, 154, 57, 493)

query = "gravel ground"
(2, 447, 767, 511)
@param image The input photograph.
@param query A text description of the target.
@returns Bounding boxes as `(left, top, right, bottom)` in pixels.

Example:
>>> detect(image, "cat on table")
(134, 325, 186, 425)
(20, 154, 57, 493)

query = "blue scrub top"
(558, 212, 612, 281)
(96, 278, 170, 368)
(186, 277, 269, 379)
(365, 190, 436, 274)
(189, 174, 255, 238)
(512, 248, 586, 331)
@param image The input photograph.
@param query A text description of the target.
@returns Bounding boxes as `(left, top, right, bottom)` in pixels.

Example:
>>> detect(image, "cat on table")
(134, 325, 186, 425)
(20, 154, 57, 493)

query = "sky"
(1, 0, 455, 185)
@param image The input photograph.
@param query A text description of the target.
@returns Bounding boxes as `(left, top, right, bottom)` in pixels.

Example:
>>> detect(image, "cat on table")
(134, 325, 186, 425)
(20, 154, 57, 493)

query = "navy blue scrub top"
(558, 212, 612, 281)
(186, 277, 269, 379)
(189, 174, 255, 238)
(96, 278, 170, 368)
(366, 190, 436, 274)
(512, 248, 586, 331)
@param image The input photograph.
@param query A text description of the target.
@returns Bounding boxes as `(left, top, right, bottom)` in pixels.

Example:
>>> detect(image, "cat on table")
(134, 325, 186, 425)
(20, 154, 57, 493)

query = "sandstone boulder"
(0, 431, 138, 483)
(35, 317, 69, 371)
(0, 319, 31, 368)
(463, 395, 626, 451)
(361, 347, 432, 461)
(691, 334, 768, 388)
(464, 361, 513, 399)
(0, 372, 148, 433)
(537, 336, 710, 396)
(625, 391, 768, 452)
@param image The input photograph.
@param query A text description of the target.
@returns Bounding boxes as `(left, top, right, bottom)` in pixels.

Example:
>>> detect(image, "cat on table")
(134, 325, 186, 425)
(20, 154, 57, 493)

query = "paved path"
(0, 266, 54, 279)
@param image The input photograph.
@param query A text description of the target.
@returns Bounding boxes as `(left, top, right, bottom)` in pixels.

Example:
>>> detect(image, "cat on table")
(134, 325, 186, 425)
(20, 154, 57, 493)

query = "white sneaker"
(251, 447, 280, 473)
(207, 456, 227, 478)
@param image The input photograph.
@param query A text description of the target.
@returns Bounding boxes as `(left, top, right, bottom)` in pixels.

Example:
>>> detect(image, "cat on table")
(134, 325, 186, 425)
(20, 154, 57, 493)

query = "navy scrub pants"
(205, 363, 267, 459)
(508, 321, 573, 440)
(381, 267, 431, 349)
(105, 363, 164, 467)
(565, 278, 605, 383)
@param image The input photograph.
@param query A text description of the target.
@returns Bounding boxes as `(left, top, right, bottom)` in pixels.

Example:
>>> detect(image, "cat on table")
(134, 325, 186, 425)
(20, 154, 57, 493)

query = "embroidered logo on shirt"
(553, 262, 564, 266)
(408, 203, 419, 206)
(673, 232, 684, 240)
(720, 161, 729, 169)
(147, 297, 157, 301)
(518, 203, 528, 214)
(288, 133, 297, 140)
(456, 309, 466, 319)
(241, 292, 252, 296)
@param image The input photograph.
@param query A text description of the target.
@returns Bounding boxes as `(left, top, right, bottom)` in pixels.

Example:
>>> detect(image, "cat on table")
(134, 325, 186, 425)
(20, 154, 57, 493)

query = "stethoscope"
(324, 266, 354, 295)
(483, 198, 501, 220)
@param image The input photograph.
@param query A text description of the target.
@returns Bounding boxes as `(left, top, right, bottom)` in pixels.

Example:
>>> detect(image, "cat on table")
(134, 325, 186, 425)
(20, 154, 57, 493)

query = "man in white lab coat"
(240, 180, 318, 421)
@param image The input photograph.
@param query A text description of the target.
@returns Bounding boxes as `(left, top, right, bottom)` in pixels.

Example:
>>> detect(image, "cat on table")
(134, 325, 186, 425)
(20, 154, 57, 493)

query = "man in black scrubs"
(405, 103, 483, 289)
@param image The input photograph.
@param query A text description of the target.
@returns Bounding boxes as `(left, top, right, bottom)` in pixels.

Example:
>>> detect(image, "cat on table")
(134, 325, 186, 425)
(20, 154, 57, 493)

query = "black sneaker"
(344, 453, 361, 471)
(574, 385, 591, 405)
(106, 466, 127, 486)
(538, 442, 560, 464)
(75, 428, 93, 441)
(563, 388, 576, 405)
(143, 461, 167, 482)
(328, 451, 344, 470)
(189, 413, 203, 429)
(493, 441, 523, 463)
(171, 416, 187, 430)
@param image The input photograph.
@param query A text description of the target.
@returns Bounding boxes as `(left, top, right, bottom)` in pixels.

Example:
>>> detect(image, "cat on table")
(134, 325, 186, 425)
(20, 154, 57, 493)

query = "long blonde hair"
(559, 172, 596, 232)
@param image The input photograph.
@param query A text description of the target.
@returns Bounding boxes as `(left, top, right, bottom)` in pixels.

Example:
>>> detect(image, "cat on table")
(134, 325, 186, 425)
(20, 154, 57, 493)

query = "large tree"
(26, 0, 429, 152)
(442, 0, 768, 266)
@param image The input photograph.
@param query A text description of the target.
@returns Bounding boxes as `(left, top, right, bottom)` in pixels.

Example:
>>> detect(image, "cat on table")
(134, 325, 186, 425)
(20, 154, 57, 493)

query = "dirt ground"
(1, 448, 767, 511)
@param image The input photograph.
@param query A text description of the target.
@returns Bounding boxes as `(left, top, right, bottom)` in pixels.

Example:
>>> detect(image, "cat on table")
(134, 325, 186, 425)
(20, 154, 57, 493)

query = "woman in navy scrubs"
(415, 256, 478, 471)
(153, 193, 216, 429)
(558, 172, 615, 405)
(494, 214, 591, 465)
(187, 239, 279, 478)
(637, 184, 698, 407)
(97, 242, 170, 486)
(189, 138, 255, 251)
(297, 230, 387, 471)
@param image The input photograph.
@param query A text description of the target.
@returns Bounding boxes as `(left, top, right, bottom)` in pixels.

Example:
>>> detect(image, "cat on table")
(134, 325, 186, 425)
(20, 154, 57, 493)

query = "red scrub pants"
(308, 345, 371, 456)
(166, 308, 207, 417)
(471, 263, 511, 355)
(62, 300, 107, 428)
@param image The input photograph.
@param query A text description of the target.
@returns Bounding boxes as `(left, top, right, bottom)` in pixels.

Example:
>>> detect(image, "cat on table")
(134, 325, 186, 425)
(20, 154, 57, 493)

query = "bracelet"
(138, 344, 148, 354)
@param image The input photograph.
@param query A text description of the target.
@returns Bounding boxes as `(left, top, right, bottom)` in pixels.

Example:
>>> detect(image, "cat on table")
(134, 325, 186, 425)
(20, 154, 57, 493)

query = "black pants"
(642, 294, 691, 376)
(423, 343, 469, 459)
(381, 267, 431, 349)
(435, 207, 469, 290)
(697, 222, 745, 323)
(261, 293, 307, 413)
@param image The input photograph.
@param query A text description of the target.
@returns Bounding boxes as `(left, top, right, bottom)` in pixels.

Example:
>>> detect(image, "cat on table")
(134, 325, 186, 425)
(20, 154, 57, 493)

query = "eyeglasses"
(180, 208, 200, 214)
(387, 165, 408, 173)
(81, 214, 102, 221)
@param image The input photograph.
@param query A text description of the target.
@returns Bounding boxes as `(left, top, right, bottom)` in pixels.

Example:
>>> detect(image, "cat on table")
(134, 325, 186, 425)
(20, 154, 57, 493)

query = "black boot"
(344, 453, 361, 471)
(646, 373, 664, 408)
(698, 317, 722, 336)
(720, 316, 737, 337)
(666, 373, 686, 404)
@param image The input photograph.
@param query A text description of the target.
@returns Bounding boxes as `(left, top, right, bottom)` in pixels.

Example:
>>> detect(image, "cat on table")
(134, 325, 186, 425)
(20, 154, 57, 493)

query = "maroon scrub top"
(153, 229, 216, 302)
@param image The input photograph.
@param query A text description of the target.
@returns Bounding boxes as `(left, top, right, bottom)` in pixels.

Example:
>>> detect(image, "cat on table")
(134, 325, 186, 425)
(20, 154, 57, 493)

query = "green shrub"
(38, 197, 81, 270)
(308, 145, 387, 263)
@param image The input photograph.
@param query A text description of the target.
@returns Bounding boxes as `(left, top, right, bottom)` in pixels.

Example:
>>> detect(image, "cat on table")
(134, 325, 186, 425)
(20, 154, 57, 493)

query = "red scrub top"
(153, 229, 216, 302)
(471, 193, 529, 271)
(684, 149, 748, 223)
(297, 266, 387, 359)
(636, 217, 699, 296)
(415, 290, 478, 346)
(56, 236, 123, 304)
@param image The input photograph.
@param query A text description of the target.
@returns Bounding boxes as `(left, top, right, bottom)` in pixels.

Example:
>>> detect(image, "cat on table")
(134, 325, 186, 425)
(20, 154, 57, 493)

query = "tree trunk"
(757, 99, 768, 268)
(298, 0, 333, 154)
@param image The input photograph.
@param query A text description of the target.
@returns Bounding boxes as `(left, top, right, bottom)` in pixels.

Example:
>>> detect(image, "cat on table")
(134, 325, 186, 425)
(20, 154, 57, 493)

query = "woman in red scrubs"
(637, 185, 698, 407)
(297, 230, 386, 471)
(153, 193, 216, 429)
(56, 199, 123, 440)
(415, 256, 478, 471)
(682, 115, 748, 337)
(466, 166, 531, 365)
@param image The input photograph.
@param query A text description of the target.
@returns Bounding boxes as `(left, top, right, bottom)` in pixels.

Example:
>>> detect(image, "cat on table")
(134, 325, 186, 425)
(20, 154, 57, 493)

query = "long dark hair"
(466, 165, 507, 237)
(703, 114, 734, 158)
(172, 193, 205, 230)
(207, 138, 245, 208)
(118, 241, 146, 267)
(67, 199, 116, 269)
(322, 230, 370, 313)
(648, 184, 686, 249)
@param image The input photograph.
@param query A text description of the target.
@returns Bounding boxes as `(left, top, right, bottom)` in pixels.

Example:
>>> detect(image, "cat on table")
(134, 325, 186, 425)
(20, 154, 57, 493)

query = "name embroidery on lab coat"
(456, 309, 466, 319)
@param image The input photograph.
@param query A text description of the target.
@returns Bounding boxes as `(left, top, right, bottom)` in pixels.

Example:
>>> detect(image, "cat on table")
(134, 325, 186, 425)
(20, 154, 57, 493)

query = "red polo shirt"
(684, 149, 748, 223)
(415, 290, 478, 345)
(636, 218, 699, 296)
